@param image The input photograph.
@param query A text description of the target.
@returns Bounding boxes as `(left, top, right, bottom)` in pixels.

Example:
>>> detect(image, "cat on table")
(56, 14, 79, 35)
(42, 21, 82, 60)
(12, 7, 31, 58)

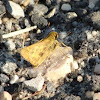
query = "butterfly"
(20, 31, 61, 67)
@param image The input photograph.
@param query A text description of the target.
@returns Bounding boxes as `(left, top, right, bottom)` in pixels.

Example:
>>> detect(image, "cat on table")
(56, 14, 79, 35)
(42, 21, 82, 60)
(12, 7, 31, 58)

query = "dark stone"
(31, 14, 48, 28)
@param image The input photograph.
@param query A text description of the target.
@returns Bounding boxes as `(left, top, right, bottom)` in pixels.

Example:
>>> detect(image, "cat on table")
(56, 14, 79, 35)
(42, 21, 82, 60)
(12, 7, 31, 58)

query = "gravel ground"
(0, 0, 100, 100)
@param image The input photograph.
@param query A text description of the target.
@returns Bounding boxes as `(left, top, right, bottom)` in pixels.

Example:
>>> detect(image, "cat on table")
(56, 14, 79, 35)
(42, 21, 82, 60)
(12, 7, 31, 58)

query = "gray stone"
(0, 86, 4, 92)
(24, 74, 44, 91)
(88, 0, 99, 9)
(46, 82, 55, 93)
(5, 1, 25, 19)
(0, 1, 6, 15)
(0, 74, 9, 83)
(31, 14, 48, 28)
(59, 31, 67, 39)
(86, 91, 94, 99)
(61, 3, 71, 11)
(1, 61, 17, 75)
(33, 4, 48, 16)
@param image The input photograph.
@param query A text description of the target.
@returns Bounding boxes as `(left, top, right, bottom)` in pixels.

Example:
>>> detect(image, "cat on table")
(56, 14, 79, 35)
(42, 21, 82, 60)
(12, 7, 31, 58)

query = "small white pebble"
(93, 92, 100, 100)
(77, 75, 83, 82)
(10, 75, 19, 84)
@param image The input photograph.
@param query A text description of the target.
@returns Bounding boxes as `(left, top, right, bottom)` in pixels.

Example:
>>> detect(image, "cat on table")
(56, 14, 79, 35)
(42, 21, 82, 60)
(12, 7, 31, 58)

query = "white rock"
(6, 1, 25, 19)
(86, 30, 94, 41)
(24, 74, 44, 91)
(65, 12, 77, 22)
(1, 61, 17, 75)
(93, 92, 100, 100)
(45, 55, 78, 84)
(10, 75, 19, 84)
(94, 64, 100, 74)
(92, 30, 99, 37)
(77, 75, 83, 82)
(61, 3, 71, 11)
(0, 91, 12, 100)
(5, 39, 15, 51)
(88, 0, 99, 9)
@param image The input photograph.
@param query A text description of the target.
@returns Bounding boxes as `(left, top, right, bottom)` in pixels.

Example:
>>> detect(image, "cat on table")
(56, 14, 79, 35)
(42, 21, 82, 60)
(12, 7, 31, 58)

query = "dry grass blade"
(2, 26, 37, 39)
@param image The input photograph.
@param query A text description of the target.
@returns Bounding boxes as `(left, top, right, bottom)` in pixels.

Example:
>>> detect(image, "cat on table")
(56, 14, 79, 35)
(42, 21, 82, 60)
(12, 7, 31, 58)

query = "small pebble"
(0, 86, 4, 92)
(88, 0, 99, 9)
(46, 82, 55, 93)
(0, 1, 6, 15)
(0, 91, 12, 100)
(10, 75, 19, 84)
(86, 30, 93, 41)
(93, 92, 100, 100)
(5, 39, 16, 51)
(59, 31, 67, 39)
(0, 74, 9, 83)
(77, 75, 83, 82)
(1, 61, 17, 75)
(94, 64, 100, 74)
(61, 3, 71, 11)
(5, 1, 25, 19)
(24, 74, 44, 91)
(86, 91, 94, 99)
(33, 4, 48, 16)
(92, 30, 99, 37)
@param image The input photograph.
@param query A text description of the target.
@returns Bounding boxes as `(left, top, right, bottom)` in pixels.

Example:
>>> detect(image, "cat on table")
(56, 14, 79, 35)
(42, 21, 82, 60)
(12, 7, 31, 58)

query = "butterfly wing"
(20, 37, 60, 67)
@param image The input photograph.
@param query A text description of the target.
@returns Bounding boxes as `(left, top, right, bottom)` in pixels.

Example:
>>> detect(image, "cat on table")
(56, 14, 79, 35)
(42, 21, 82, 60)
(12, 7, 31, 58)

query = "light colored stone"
(10, 75, 19, 84)
(93, 92, 100, 100)
(77, 75, 83, 82)
(94, 64, 100, 74)
(6, 1, 25, 19)
(61, 3, 71, 11)
(0, 91, 12, 100)
(45, 54, 78, 84)
(86, 30, 94, 41)
(86, 91, 94, 99)
(45, 7, 56, 18)
(88, 0, 99, 9)
(92, 30, 99, 37)
(1, 61, 17, 75)
(59, 31, 67, 39)
(33, 4, 48, 16)
(65, 12, 77, 22)
(24, 74, 44, 91)
(5, 39, 16, 51)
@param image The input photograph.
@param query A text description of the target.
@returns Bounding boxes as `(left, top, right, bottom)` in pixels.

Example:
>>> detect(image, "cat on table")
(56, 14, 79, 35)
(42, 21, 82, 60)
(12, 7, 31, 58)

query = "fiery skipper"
(20, 31, 60, 67)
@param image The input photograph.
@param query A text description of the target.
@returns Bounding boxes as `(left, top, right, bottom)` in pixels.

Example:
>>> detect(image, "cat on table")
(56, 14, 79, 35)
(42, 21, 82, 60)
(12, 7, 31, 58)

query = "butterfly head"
(49, 31, 58, 39)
